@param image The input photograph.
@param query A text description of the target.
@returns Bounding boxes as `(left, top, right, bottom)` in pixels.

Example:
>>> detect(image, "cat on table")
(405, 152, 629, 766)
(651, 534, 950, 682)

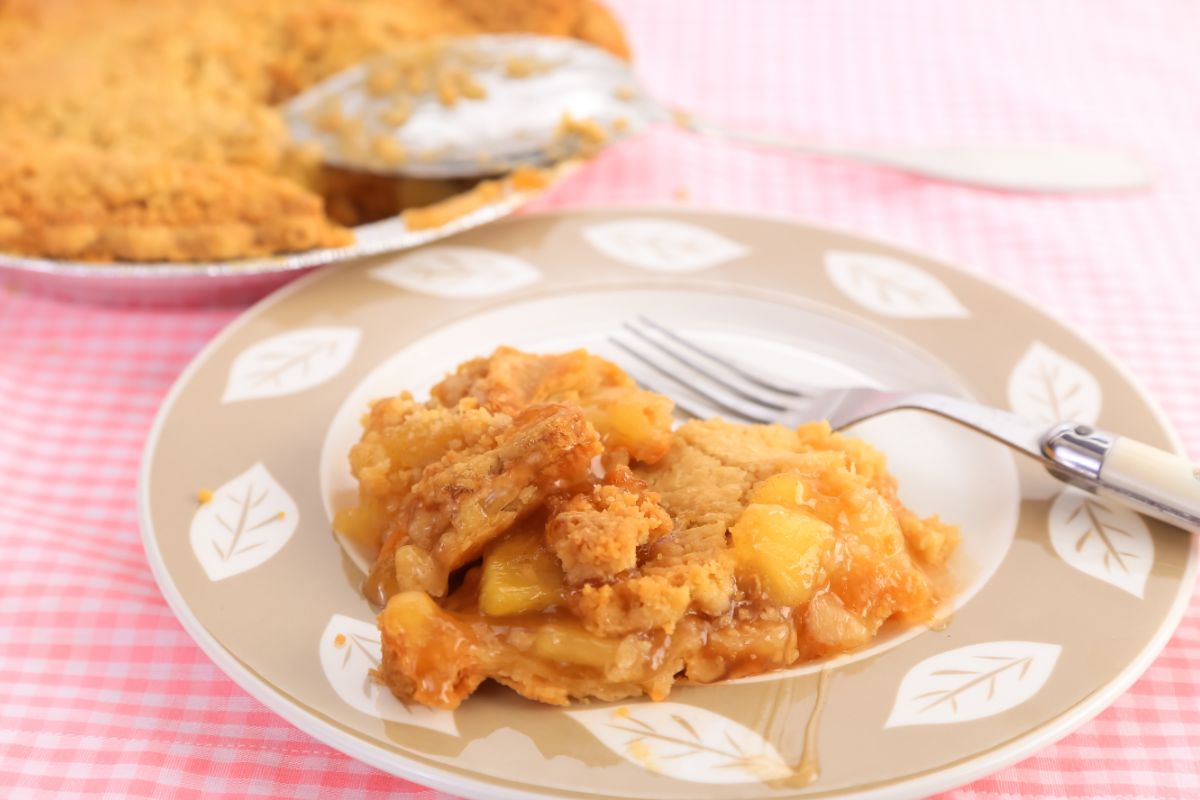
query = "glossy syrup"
(769, 668, 831, 789)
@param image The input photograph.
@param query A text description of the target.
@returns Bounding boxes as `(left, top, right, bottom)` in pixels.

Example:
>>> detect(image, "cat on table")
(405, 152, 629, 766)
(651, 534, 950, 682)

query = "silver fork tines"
(633, 316, 806, 398)
(607, 320, 1200, 535)
(608, 339, 729, 420)
(611, 318, 808, 423)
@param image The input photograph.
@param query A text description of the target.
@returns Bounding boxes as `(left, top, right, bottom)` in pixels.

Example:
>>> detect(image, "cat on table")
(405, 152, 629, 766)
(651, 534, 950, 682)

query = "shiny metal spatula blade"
(282, 34, 1152, 191)
(280, 35, 663, 180)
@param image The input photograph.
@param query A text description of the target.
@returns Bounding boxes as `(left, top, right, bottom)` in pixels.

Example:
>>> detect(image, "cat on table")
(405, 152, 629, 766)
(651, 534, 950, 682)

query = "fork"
(612, 317, 1200, 532)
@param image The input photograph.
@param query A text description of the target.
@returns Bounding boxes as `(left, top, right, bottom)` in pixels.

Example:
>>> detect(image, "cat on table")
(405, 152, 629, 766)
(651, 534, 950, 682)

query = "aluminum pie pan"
(0, 163, 577, 307)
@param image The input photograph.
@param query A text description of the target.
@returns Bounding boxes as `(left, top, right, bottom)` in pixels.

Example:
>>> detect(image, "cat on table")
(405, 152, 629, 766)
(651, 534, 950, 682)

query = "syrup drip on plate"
(768, 667, 831, 789)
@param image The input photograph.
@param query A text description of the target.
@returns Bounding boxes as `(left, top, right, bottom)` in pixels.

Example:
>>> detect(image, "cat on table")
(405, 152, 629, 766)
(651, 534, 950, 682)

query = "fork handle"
(1043, 424, 1200, 530)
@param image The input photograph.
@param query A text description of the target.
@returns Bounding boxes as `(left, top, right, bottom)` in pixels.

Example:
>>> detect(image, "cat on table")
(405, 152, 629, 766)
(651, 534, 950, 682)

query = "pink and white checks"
(2, 1, 1199, 797)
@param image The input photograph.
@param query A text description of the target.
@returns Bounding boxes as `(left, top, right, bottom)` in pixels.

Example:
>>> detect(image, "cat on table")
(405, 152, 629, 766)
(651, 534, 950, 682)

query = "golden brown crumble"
(336, 348, 960, 709)
(547, 467, 674, 584)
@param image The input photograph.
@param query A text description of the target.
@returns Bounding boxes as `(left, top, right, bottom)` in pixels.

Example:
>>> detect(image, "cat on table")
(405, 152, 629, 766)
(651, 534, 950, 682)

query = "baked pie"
(335, 348, 959, 709)
(0, 0, 627, 262)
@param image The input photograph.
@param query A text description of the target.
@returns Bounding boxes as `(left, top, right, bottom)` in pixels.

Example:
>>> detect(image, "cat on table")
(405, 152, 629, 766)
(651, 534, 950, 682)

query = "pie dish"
(0, 0, 626, 264)
(138, 209, 1196, 799)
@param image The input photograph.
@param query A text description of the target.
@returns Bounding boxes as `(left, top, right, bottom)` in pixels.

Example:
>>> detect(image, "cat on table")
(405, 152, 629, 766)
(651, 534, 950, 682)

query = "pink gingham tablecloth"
(3, 1, 1199, 797)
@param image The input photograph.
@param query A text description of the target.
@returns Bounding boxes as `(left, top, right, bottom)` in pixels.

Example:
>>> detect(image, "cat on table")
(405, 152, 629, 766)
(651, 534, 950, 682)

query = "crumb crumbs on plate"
(401, 165, 555, 230)
(379, 96, 413, 127)
(370, 136, 408, 167)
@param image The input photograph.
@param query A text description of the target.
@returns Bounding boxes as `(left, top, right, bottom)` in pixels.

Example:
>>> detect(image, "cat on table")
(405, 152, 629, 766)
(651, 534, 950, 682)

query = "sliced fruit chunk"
(731, 503, 834, 607)
(532, 621, 622, 669)
(480, 529, 564, 617)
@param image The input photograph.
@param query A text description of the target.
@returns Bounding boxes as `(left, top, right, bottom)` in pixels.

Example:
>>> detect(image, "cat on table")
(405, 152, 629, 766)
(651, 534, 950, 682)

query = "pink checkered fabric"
(3, 1, 1199, 797)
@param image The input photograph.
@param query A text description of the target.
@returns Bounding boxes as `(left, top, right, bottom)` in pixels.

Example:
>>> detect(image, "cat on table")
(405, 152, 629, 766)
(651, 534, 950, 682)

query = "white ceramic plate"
(139, 209, 1196, 799)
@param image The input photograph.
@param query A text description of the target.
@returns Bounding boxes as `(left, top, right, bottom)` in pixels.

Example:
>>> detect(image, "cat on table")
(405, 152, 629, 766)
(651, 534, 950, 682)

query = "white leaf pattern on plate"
(190, 463, 298, 581)
(824, 251, 970, 319)
(566, 702, 790, 783)
(318, 615, 458, 736)
(582, 218, 749, 272)
(222, 327, 360, 403)
(1048, 489, 1153, 598)
(370, 245, 540, 298)
(885, 641, 1061, 728)
(1007, 341, 1101, 425)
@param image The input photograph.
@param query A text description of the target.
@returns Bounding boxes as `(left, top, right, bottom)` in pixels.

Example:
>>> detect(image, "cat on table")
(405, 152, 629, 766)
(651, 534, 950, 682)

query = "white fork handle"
(1096, 437, 1200, 529)
(1043, 425, 1200, 531)
(794, 389, 1199, 531)
(683, 117, 1152, 193)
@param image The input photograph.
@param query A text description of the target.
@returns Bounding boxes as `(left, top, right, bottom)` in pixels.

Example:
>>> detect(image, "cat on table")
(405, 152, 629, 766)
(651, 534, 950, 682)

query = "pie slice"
(338, 348, 960, 709)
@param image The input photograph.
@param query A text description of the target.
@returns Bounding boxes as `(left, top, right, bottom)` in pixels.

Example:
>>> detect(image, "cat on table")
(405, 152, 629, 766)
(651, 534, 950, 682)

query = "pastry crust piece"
(433, 347, 675, 464)
(546, 466, 674, 584)
(360, 402, 603, 602)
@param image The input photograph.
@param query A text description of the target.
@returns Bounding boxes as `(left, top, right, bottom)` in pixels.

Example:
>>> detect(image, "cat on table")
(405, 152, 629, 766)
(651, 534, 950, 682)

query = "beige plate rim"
(136, 205, 1198, 800)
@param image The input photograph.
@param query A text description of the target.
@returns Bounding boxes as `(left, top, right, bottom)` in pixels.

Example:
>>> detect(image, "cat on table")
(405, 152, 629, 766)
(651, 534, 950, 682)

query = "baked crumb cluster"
(0, 0, 627, 262)
(305, 41, 495, 171)
(335, 348, 960, 709)
(300, 40, 613, 178)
